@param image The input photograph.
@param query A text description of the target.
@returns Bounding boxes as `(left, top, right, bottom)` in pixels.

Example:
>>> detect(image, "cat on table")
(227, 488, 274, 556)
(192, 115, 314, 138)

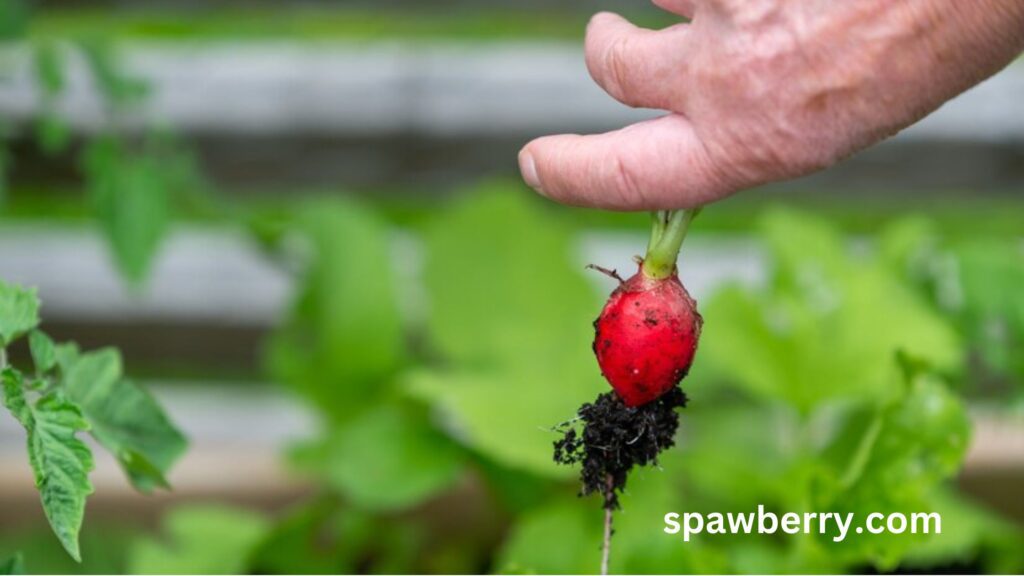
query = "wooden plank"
(0, 225, 762, 324)
(1, 43, 1021, 141)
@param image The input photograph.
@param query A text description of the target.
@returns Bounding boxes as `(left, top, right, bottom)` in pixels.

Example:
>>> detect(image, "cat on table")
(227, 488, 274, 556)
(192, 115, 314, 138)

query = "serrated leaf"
(0, 280, 40, 346)
(0, 553, 25, 575)
(129, 506, 270, 575)
(267, 200, 404, 423)
(310, 404, 465, 511)
(29, 330, 57, 374)
(61, 348, 186, 492)
(2, 368, 94, 562)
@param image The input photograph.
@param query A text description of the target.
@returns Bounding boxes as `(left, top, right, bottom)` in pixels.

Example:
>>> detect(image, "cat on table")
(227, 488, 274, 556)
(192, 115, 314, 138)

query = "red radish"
(594, 267, 701, 406)
(590, 209, 703, 406)
(555, 209, 702, 576)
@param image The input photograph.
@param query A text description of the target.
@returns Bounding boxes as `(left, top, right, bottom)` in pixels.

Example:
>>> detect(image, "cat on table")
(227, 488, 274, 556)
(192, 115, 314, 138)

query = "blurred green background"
(1, 1, 1023, 574)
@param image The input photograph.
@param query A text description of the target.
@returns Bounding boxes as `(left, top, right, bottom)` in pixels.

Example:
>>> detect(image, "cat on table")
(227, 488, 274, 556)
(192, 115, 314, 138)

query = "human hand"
(518, 0, 1024, 210)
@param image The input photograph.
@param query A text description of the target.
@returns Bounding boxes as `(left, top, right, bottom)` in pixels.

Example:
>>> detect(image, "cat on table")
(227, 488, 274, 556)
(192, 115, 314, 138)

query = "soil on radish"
(553, 387, 687, 510)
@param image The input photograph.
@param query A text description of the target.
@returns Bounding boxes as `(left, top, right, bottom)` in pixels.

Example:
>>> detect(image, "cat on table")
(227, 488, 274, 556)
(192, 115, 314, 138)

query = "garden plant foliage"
(3, 178, 1024, 572)
(2, 9, 1024, 574)
(0, 281, 186, 563)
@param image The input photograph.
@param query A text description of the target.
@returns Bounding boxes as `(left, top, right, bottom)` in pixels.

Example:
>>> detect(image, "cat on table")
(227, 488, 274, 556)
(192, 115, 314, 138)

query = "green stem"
(646, 210, 669, 256)
(641, 208, 702, 280)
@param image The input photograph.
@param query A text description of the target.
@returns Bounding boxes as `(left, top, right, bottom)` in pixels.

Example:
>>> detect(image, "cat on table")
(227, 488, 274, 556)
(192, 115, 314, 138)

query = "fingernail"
(519, 150, 544, 195)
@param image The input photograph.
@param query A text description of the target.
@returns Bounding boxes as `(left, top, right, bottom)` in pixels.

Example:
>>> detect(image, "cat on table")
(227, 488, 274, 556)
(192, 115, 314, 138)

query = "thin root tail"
(586, 264, 625, 284)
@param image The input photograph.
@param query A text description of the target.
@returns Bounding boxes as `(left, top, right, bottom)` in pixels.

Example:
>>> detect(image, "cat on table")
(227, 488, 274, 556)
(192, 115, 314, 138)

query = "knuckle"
(773, 131, 842, 175)
(602, 36, 636, 103)
(610, 154, 645, 204)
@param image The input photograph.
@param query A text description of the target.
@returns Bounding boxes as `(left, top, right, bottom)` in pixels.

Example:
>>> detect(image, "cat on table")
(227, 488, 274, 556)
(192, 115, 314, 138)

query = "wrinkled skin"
(594, 268, 702, 406)
(520, 0, 1024, 210)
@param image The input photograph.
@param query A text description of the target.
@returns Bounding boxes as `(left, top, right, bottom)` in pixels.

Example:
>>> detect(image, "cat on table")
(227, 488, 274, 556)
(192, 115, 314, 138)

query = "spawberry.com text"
(664, 506, 941, 543)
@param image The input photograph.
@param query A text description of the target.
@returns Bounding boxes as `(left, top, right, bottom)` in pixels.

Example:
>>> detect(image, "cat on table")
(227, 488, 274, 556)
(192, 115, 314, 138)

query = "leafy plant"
(4, 7, 1022, 570)
(496, 208, 1023, 574)
(0, 279, 186, 562)
(22, 189, 1011, 576)
(407, 188, 603, 477)
(11, 37, 205, 287)
(264, 195, 1023, 575)
(879, 219, 1024, 394)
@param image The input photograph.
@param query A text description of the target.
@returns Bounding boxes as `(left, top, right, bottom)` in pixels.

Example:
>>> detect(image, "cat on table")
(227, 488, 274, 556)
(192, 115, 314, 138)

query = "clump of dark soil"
(553, 387, 688, 510)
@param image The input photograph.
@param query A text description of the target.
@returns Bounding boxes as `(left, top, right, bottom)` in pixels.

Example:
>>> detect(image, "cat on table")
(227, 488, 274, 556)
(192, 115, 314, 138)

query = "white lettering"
(664, 513, 680, 535)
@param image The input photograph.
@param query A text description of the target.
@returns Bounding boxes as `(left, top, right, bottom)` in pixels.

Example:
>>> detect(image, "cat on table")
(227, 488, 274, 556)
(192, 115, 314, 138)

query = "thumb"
(519, 115, 727, 211)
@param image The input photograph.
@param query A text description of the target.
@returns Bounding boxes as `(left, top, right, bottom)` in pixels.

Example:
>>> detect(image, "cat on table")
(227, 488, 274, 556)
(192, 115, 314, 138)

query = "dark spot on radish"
(592, 267, 701, 406)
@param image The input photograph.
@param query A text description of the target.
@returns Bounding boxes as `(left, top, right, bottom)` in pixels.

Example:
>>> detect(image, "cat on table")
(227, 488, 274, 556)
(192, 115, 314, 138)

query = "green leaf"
(54, 341, 80, 374)
(2, 368, 95, 562)
(83, 138, 171, 285)
(0, 553, 24, 575)
(267, 199, 405, 423)
(953, 240, 1024, 381)
(700, 209, 962, 411)
(406, 368, 588, 478)
(0, 280, 40, 347)
(0, 0, 29, 40)
(35, 114, 71, 157)
(878, 217, 939, 275)
(407, 186, 604, 477)
(422, 185, 597, 369)
(33, 41, 65, 96)
(61, 348, 187, 492)
(678, 404, 801, 511)
(129, 506, 270, 575)
(879, 221, 1024, 387)
(80, 42, 148, 108)
(497, 501, 602, 574)
(815, 360, 972, 568)
(248, 498, 363, 575)
(855, 370, 969, 496)
(32, 41, 71, 156)
(29, 330, 57, 374)
(307, 404, 465, 511)
(901, 487, 1024, 573)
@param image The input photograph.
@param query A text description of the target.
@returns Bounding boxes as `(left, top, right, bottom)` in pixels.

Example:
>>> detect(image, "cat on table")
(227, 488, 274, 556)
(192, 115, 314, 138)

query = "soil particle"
(552, 387, 687, 510)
